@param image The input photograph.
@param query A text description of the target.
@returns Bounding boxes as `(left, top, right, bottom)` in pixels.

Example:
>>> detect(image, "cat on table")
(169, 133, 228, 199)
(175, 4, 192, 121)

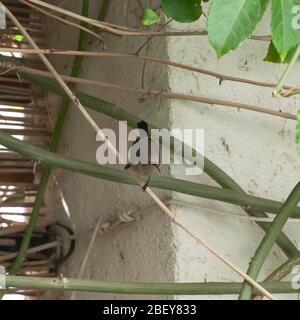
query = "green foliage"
(162, 0, 202, 22)
(12, 34, 24, 42)
(207, 0, 269, 57)
(271, 0, 300, 61)
(141, 8, 160, 26)
(264, 42, 300, 64)
(145, 0, 300, 61)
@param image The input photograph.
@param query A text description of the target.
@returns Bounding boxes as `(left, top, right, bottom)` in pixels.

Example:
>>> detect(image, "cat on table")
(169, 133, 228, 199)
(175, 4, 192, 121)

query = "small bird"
(125, 120, 160, 191)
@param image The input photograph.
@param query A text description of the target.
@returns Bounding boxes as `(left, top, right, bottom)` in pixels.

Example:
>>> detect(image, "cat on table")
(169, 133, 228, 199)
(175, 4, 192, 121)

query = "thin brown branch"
(5, 4, 103, 139)
(24, 0, 270, 40)
(18, 0, 102, 42)
(1, 47, 292, 91)
(128, 169, 275, 301)
(15, 64, 296, 121)
(135, 20, 172, 55)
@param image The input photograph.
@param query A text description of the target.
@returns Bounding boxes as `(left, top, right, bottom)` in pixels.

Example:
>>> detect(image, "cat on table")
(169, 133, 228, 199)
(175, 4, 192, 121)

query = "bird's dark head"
(137, 120, 149, 134)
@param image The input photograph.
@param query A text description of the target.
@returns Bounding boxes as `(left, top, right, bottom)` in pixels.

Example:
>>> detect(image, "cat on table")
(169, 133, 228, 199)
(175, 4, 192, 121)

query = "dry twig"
(18, 0, 102, 41)
(23, 0, 270, 40)
(10, 63, 295, 121)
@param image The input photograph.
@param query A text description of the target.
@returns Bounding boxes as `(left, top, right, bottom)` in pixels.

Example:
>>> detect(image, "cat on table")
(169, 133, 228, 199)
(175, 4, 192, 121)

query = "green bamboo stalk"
(96, 0, 111, 23)
(0, 2, 297, 261)
(15, 73, 300, 259)
(0, 130, 300, 219)
(9, 1, 113, 279)
(264, 255, 300, 282)
(7, 2, 90, 275)
(0, 50, 297, 257)
(0, 41, 297, 258)
(6, 0, 92, 281)
(258, 236, 300, 295)
(4, 276, 299, 296)
(239, 182, 300, 300)
(1, 2, 112, 299)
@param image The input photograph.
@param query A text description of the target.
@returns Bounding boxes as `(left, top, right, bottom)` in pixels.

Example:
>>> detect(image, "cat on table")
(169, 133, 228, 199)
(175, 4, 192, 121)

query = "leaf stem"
(274, 43, 300, 96)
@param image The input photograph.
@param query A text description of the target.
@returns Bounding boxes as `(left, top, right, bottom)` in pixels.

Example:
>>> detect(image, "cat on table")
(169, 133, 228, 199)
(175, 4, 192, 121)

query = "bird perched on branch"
(125, 120, 160, 191)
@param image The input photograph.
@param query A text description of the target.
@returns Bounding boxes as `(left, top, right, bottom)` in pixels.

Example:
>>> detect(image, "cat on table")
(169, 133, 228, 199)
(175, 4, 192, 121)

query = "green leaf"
(208, 0, 270, 58)
(141, 8, 160, 26)
(297, 109, 300, 156)
(162, 0, 202, 23)
(271, 0, 300, 61)
(264, 41, 300, 63)
(12, 35, 24, 42)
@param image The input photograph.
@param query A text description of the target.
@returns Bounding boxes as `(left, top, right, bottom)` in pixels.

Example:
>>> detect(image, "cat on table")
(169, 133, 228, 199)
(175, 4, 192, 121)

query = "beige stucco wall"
(46, 0, 175, 300)
(45, 1, 300, 300)
(167, 11, 300, 299)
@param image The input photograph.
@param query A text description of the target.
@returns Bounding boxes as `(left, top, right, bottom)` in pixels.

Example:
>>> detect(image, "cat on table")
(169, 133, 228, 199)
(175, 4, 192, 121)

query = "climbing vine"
(142, 0, 300, 154)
